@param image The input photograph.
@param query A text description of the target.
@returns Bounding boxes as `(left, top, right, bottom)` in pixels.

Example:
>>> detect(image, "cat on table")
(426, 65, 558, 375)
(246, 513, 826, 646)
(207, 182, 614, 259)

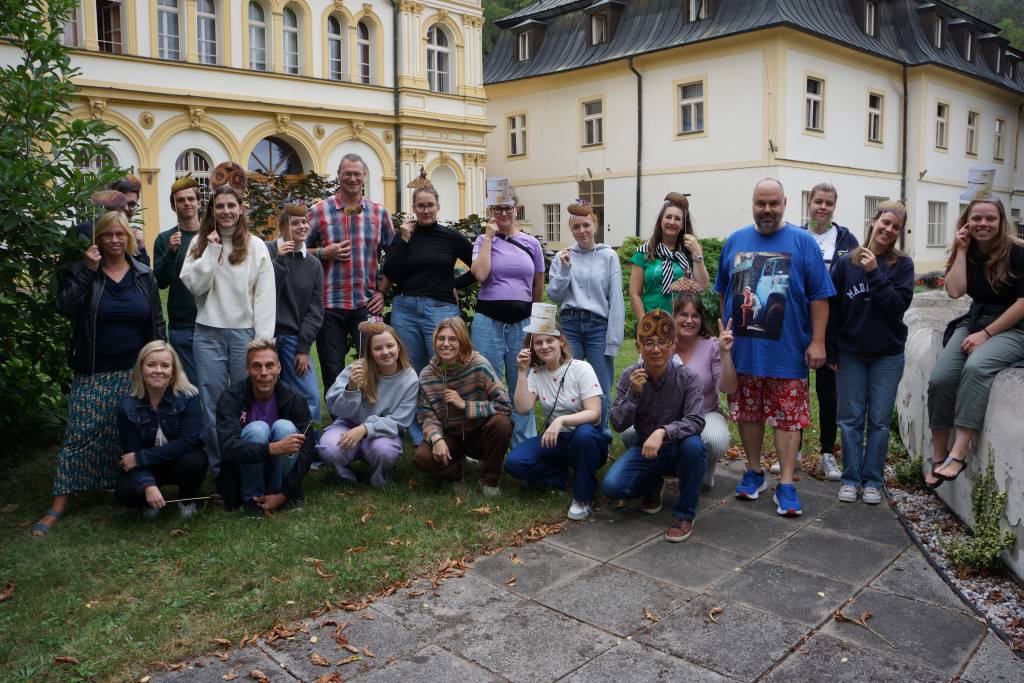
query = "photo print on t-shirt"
(730, 251, 791, 340)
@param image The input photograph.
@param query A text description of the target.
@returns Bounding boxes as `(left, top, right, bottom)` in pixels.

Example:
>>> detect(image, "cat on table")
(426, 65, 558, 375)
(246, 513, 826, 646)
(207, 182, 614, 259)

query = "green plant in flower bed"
(915, 271, 946, 290)
(941, 451, 1016, 572)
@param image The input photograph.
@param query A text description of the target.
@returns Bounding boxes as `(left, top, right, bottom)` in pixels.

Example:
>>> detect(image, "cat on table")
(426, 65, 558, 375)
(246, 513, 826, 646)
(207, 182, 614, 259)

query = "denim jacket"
(117, 392, 204, 491)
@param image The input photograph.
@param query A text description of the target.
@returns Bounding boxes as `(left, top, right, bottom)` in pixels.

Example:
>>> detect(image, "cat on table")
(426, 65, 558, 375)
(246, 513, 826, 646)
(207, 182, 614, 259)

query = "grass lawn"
(0, 336, 825, 682)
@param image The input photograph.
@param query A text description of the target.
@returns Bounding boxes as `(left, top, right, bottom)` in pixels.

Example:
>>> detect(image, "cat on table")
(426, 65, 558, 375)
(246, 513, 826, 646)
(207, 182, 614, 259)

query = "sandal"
(30, 508, 64, 537)
(935, 455, 967, 482)
(924, 458, 945, 489)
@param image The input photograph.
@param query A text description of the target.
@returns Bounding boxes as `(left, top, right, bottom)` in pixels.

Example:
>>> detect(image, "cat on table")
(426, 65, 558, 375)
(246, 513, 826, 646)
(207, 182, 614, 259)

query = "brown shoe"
(665, 517, 693, 542)
(641, 480, 665, 515)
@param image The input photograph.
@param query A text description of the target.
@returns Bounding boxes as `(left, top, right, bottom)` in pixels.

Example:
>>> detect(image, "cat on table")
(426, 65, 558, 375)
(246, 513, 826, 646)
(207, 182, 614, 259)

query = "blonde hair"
(94, 211, 138, 256)
(946, 199, 1021, 291)
(245, 336, 278, 361)
(432, 317, 474, 366)
(130, 341, 197, 399)
(523, 324, 573, 367)
(358, 324, 411, 403)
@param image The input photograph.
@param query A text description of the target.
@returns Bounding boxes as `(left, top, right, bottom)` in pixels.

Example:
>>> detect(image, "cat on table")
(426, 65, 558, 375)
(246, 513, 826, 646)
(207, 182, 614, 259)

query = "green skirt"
(52, 369, 131, 496)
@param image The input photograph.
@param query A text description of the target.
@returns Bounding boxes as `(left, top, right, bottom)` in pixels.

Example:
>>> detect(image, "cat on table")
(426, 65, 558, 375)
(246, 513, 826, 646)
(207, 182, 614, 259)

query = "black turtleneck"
(382, 221, 477, 303)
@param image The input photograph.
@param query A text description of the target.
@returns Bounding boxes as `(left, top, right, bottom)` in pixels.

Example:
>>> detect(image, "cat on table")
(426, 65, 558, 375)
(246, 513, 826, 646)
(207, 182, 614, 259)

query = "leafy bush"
(0, 0, 123, 450)
(942, 451, 1016, 572)
(246, 171, 340, 238)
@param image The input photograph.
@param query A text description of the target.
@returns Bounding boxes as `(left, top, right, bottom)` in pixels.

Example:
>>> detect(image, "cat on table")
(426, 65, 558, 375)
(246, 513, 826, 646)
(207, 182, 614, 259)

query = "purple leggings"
(317, 419, 402, 487)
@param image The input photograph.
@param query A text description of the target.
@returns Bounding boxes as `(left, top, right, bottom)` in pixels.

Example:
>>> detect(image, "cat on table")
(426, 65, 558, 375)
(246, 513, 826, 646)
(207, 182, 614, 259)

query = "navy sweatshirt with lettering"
(827, 252, 915, 360)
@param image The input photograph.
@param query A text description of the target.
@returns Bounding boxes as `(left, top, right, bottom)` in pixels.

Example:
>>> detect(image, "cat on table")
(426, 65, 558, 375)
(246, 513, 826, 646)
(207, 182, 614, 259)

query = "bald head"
(753, 178, 785, 198)
(752, 178, 787, 234)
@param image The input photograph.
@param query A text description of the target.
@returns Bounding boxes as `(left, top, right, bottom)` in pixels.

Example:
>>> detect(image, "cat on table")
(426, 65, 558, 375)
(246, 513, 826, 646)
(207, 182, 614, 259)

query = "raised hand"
(169, 230, 182, 252)
(84, 244, 101, 271)
(516, 348, 532, 372)
(347, 360, 365, 391)
(717, 317, 734, 354)
(484, 218, 498, 239)
(629, 367, 649, 395)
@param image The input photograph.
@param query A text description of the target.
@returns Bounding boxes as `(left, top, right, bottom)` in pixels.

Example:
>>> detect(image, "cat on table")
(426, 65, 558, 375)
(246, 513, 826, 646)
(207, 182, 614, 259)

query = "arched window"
(249, 137, 303, 176)
(357, 21, 371, 84)
(196, 0, 217, 64)
(248, 2, 267, 71)
(157, 0, 181, 60)
(175, 149, 213, 208)
(282, 7, 300, 75)
(78, 151, 118, 174)
(427, 25, 450, 93)
(327, 15, 345, 80)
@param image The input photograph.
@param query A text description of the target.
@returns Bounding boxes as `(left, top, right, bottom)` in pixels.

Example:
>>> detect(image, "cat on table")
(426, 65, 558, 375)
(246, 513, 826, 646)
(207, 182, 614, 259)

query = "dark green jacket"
(153, 226, 199, 329)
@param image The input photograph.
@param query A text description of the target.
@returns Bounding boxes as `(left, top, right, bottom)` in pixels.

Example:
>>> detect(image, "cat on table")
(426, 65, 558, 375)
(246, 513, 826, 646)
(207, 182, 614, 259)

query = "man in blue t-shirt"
(714, 179, 835, 517)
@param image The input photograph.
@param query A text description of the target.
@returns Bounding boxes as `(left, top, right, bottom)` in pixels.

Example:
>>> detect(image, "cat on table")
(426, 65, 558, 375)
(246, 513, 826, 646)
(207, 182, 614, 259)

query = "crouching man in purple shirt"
(604, 309, 706, 542)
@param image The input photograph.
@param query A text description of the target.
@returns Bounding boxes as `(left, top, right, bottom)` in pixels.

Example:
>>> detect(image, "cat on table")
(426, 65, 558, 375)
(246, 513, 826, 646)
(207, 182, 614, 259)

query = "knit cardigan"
(416, 351, 511, 443)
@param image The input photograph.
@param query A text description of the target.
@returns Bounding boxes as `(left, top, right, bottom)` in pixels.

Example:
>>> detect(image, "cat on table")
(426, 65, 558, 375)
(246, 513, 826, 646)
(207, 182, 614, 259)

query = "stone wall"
(896, 290, 1024, 578)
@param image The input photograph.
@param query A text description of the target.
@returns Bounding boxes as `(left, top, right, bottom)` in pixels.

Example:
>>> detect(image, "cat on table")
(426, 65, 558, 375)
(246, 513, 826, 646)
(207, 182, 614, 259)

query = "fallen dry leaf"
(54, 656, 80, 665)
(643, 607, 660, 623)
(217, 651, 230, 662)
(708, 606, 724, 624)
(337, 655, 362, 665)
(210, 638, 231, 647)
(613, 499, 625, 509)
(314, 674, 343, 683)
(362, 646, 375, 658)
(310, 636, 318, 644)
(139, 676, 152, 683)
(0, 580, 13, 602)
(222, 664, 240, 681)
(454, 496, 462, 508)
(314, 560, 337, 580)
(505, 573, 517, 586)
(0, 503, 17, 513)
(833, 610, 896, 648)
(359, 506, 374, 524)
(310, 652, 331, 667)
(509, 553, 524, 566)
(347, 546, 369, 553)
(341, 643, 362, 654)
(407, 590, 426, 598)
(169, 528, 185, 537)
(407, 478, 417, 490)
(249, 670, 270, 683)
(425, 519, 435, 529)
(270, 576, 286, 584)
(470, 505, 492, 516)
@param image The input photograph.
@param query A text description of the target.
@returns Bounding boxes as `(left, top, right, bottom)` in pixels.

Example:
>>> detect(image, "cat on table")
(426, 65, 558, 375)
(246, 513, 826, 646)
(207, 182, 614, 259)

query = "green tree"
(482, 0, 535, 54)
(952, 1, 1024, 50)
(0, 0, 122, 447)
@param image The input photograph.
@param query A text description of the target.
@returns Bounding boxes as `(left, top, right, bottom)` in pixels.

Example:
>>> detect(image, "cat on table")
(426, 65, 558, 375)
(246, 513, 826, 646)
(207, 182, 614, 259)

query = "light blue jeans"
(194, 324, 254, 478)
(239, 419, 299, 501)
(168, 326, 198, 385)
(837, 351, 905, 490)
(559, 308, 615, 431)
(276, 334, 322, 424)
(471, 311, 537, 447)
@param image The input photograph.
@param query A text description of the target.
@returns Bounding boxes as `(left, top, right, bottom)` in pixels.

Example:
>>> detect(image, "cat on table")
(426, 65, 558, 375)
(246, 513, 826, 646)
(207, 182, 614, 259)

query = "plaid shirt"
(306, 195, 394, 310)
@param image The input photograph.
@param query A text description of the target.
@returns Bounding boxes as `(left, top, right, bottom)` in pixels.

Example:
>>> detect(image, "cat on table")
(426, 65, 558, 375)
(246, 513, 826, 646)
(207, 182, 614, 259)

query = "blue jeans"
(168, 326, 198, 386)
(194, 324, 254, 477)
(504, 424, 608, 502)
(238, 419, 299, 501)
(602, 435, 706, 520)
(471, 311, 537, 447)
(276, 334, 322, 424)
(837, 351, 905, 490)
(559, 308, 615, 431)
(391, 294, 460, 373)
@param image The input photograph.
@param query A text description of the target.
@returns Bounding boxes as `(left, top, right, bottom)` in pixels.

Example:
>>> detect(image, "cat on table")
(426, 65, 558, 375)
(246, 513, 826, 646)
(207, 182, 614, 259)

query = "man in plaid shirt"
(306, 153, 395, 390)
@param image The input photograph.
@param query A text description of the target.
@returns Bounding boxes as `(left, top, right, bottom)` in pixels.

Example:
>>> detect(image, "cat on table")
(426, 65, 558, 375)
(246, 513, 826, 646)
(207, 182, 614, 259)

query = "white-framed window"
(517, 31, 530, 61)
(282, 7, 300, 75)
(678, 81, 704, 134)
(994, 47, 1003, 74)
(864, 195, 889, 240)
(427, 25, 451, 93)
(685, 0, 707, 22)
(590, 13, 607, 46)
(805, 77, 824, 131)
(966, 111, 979, 156)
(507, 113, 527, 157)
(964, 31, 975, 62)
(867, 92, 883, 143)
(357, 21, 371, 84)
(62, 4, 82, 47)
(994, 118, 1006, 160)
(935, 102, 949, 149)
(865, 0, 877, 36)
(248, 2, 268, 71)
(157, 0, 181, 60)
(933, 15, 945, 49)
(97, 0, 123, 54)
(196, 0, 217, 64)
(800, 191, 812, 227)
(582, 99, 603, 146)
(327, 15, 344, 80)
(175, 149, 213, 209)
(927, 201, 948, 247)
(544, 203, 561, 243)
(1011, 208, 1023, 240)
(515, 206, 526, 221)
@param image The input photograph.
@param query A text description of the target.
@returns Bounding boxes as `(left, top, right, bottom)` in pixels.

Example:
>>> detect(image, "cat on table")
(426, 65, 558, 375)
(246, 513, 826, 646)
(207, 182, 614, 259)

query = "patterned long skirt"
(52, 369, 132, 496)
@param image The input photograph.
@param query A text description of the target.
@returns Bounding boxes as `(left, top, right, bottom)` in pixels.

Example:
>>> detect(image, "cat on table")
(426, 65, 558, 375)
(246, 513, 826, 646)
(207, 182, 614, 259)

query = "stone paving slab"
(352, 644, 501, 682)
(543, 506, 666, 561)
(737, 484, 839, 520)
(813, 502, 911, 547)
(158, 647, 296, 683)
(535, 563, 693, 637)
(560, 638, 735, 682)
(635, 594, 808, 682)
(868, 546, 971, 613)
(439, 601, 619, 683)
(710, 559, 855, 627)
(960, 633, 1024, 683)
(820, 588, 987, 675)
(612, 537, 752, 592)
(763, 524, 904, 584)
(687, 504, 801, 556)
(469, 539, 599, 598)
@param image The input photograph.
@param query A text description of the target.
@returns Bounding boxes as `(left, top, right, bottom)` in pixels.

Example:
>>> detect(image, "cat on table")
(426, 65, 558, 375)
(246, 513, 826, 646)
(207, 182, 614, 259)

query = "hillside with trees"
(951, 1, 1023, 49)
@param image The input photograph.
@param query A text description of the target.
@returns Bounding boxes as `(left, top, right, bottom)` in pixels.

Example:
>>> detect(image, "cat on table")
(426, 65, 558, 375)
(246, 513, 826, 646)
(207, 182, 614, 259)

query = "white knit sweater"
(180, 232, 276, 340)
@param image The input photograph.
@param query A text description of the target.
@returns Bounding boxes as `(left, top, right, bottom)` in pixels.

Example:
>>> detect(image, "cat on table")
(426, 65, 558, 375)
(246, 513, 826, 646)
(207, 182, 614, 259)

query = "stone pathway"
(157, 459, 1024, 682)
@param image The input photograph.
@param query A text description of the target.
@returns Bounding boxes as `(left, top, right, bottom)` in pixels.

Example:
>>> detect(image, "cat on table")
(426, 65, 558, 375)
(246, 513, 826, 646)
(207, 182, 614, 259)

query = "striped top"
(306, 195, 395, 310)
(417, 351, 511, 443)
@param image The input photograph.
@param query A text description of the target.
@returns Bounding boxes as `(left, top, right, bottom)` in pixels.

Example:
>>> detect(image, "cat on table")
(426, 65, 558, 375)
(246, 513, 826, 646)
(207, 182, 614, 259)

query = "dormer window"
(685, 0, 708, 22)
(864, 1, 877, 37)
(590, 13, 608, 45)
(995, 47, 1003, 74)
(964, 31, 975, 61)
(584, 0, 624, 47)
(933, 15, 945, 49)
(512, 19, 545, 62)
(517, 31, 530, 61)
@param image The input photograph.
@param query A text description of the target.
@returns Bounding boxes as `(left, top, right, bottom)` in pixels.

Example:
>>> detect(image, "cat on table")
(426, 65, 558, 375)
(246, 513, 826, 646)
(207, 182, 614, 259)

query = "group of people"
(32, 155, 1024, 545)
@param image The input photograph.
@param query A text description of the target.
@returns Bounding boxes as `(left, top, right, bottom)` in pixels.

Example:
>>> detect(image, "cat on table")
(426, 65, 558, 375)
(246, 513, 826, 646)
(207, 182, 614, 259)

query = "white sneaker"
(481, 485, 501, 497)
(179, 502, 198, 519)
(567, 500, 592, 520)
(821, 453, 842, 481)
(862, 487, 882, 505)
(769, 452, 802, 475)
(838, 485, 858, 503)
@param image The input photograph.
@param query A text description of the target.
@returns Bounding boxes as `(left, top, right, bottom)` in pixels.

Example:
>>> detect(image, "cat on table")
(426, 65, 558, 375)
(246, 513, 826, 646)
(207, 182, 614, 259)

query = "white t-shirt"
(526, 359, 603, 432)
(811, 226, 838, 264)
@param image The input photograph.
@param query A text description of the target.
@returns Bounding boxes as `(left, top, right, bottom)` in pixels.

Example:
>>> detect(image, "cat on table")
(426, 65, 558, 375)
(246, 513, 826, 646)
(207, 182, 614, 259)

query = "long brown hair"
(432, 317, 474, 366)
(672, 293, 711, 338)
(358, 323, 410, 404)
(646, 193, 694, 263)
(865, 202, 907, 266)
(946, 199, 1021, 291)
(193, 185, 250, 265)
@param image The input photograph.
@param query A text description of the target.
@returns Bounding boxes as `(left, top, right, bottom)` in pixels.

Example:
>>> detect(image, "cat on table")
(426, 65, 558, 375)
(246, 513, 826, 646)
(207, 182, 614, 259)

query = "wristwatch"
(430, 434, 442, 446)
(694, 255, 705, 262)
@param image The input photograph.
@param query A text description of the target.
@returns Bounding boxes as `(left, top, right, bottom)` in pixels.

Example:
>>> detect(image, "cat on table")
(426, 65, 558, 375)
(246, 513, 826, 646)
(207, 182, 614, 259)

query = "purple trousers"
(317, 419, 402, 487)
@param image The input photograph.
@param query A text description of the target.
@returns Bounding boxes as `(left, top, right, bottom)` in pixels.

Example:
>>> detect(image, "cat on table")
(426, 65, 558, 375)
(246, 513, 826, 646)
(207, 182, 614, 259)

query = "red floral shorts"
(728, 375, 810, 431)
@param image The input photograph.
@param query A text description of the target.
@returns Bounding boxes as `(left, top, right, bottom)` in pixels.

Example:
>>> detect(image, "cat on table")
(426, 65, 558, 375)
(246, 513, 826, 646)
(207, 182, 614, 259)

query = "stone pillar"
(185, 0, 199, 63)
(138, 167, 161, 256)
(83, 0, 99, 51)
(272, 9, 284, 74)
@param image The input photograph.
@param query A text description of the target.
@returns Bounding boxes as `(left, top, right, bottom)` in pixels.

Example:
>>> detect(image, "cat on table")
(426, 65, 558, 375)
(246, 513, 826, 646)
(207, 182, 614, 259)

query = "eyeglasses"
(126, 201, 139, 210)
(491, 206, 515, 214)
(641, 339, 674, 351)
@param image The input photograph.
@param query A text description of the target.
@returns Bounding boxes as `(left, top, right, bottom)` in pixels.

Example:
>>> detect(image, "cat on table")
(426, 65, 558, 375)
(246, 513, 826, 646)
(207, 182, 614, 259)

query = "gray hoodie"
(325, 364, 419, 438)
(547, 243, 625, 356)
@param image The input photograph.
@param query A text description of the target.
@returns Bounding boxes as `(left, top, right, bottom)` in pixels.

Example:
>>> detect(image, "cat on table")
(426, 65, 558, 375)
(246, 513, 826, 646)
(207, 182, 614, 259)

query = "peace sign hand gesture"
(718, 318, 734, 354)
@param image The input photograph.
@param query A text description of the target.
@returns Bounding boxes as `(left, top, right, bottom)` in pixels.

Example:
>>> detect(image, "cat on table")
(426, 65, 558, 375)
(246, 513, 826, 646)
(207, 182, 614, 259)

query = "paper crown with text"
(960, 166, 996, 202)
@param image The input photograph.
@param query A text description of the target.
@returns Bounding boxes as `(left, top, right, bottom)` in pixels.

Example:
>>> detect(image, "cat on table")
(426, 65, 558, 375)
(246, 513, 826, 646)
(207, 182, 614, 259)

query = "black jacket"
(802, 222, 859, 274)
(215, 378, 314, 509)
(56, 256, 166, 374)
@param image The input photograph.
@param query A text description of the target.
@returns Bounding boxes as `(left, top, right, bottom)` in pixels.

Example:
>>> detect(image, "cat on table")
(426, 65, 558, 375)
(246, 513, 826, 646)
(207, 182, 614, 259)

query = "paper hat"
(211, 161, 248, 194)
(110, 174, 141, 194)
(90, 189, 128, 211)
(170, 175, 200, 195)
(636, 309, 675, 341)
(407, 167, 434, 190)
(960, 166, 996, 201)
(486, 177, 517, 207)
(523, 302, 560, 335)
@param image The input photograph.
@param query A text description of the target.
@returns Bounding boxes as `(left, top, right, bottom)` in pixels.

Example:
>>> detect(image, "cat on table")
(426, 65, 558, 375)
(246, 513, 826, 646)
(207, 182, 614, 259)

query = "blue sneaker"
(735, 468, 767, 500)
(773, 484, 803, 517)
